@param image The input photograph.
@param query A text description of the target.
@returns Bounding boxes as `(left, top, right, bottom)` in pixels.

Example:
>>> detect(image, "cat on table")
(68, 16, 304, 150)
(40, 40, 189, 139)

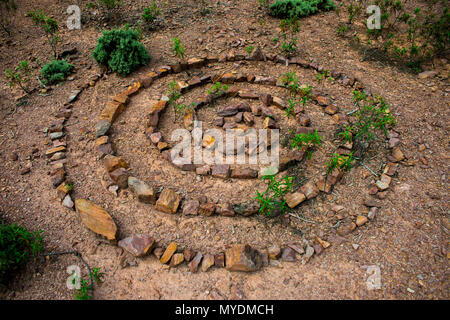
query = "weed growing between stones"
(92, 28, 150, 76)
(290, 130, 323, 160)
(326, 152, 354, 174)
(0, 221, 44, 284)
(5, 60, 32, 94)
(206, 82, 229, 98)
(255, 175, 293, 218)
(26, 9, 59, 58)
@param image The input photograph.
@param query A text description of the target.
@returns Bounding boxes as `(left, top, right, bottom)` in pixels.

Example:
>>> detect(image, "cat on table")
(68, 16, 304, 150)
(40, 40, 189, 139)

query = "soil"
(0, 0, 448, 300)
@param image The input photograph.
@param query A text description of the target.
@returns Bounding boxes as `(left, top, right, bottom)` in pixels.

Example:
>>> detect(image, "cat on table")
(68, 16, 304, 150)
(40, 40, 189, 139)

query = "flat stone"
(231, 168, 258, 179)
(418, 70, 437, 79)
(75, 199, 117, 240)
(50, 132, 65, 140)
(199, 202, 215, 216)
(383, 162, 398, 176)
(182, 199, 200, 215)
(201, 254, 215, 272)
(211, 164, 230, 179)
(109, 168, 129, 189)
(296, 113, 311, 126)
(46, 146, 66, 158)
(288, 243, 305, 255)
(324, 104, 338, 115)
(157, 142, 169, 151)
(272, 97, 285, 109)
(98, 143, 114, 155)
(96, 136, 109, 146)
(56, 182, 72, 200)
(113, 93, 129, 104)
(103, 155, 128, 172)
(214, 253, 225, 267)
(259, 93, 272, 106)
(51, 168, 65, 187)
(169, 253, 185, 267)
(99, 101, 125, 123)
(232, 201, 259, 216)
(128, 177, 156, 204)
(196, 165, 210, 175)
(300, 181, 320, 199)
(392, 147, 405, 161)
(239, 91, 259, 99)
(234, 112, 243, 123)
(389, 137, 400, 148)
(316, 237, 331, 249)
(281, 247, 296, 262)
(160, 242, 177, 264)
(95, 119, 111, 137)
(149, 100, 167, 114)
(337, 222, 357, 236)
(155, 188, 181, 214)
(225, 244, 263, 272)
(118, 234, 155, 257)
(363, 198, 382, 208)
(243, 112, 254, 125)
(376, 174, 391, 191)
(188, 252, 203, 272)
(216, 202, 235, 216)
(147, 111, 160, 127)
(150, 132, 162, 145)
(284, 192, 306, 208)
(217, 105, 239, 117)
(249, 46, 265, 61)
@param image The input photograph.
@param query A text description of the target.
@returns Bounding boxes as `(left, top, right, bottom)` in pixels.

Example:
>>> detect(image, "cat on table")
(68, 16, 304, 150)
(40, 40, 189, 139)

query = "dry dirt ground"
(0, 0, 448, 300)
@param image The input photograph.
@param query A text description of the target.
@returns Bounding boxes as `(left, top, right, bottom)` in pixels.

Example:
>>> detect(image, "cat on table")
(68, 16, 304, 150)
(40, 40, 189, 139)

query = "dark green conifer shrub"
(92, 28, 150, 76)
(40, 60, 74, 85)
(270, 0, 335, 19)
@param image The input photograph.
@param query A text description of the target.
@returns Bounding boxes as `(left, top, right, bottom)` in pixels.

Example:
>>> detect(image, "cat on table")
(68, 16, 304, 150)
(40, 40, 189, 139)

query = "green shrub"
(0, 221, 43, 283)
(255, 175, 293, 218)
(92, 28, 150, 76)
(270, 0, 335, 19)
(40, 60, 74, 85)
(142, 1, 160, 24)
(5, 60, 32, 93)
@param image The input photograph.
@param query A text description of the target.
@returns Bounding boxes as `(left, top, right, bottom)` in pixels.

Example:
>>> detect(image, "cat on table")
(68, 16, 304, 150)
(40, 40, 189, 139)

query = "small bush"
(171, 37, 185, 60)
(270, 0, 335, 19)
(142, 1, 160, 24)
(5, 60, 32, 93)
(40, 60, 74, 85)
(0, 221, 43, 283)
(92, 28, 150, 76)
(255, 175, 293, 218)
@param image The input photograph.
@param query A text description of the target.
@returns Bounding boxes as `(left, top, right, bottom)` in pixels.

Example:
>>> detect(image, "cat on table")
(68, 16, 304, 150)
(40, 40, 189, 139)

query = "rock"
(199, 202, 215, 216)
(196, 165, 210, 175)
(201, 254, 215, 272)
(50, 132, 65, 140)
(62, 194, 74, 209)
(392, 147, 405, 161)
(217, 105, 239, 117)
(188, 252, 203, 272)
(214, 253, 225, 267)
(202, 134, 216, 150)
(225, 244, 263, 272)
(232, 201, 259, 216)
(243, 112, 254, 125)
(118, 235, 155, 257)
(300, 181, 320, 199)
(272, 97, 285, 109)
(216, 202, 235, 216)
(95, 119, 111, 137)
(155, 188, 181, 214)
(68, 89, 81, 103)
(100, 101, 125, 123)
(239, 91, 259, 100)
(160, 242, 177, 264)
(259, 93, 272, 106)
(103, 155, 128, 172)
(259, 166, 279, 177)
(182, 199, 200, 215)
(113, 93, 129, 104)
(363, 198, 382, 208)
(147, 111, 160, 127)
(231, 168, 258, 179)
(268, 245, 281, 260)
(329, 234, 348, 245)
(284, 192, 306, 208)
(153, 247, 164, 259)
(109, 168, 129, 189)
(128, 177, 156, 204)
(288, 243, 305, 255)
(316, 237, 331, 249)
(368, 207, 378, 220)
(98, 143, 114, 155)
(214, 117, 224, 127)
(184, 249, 196, 262)
(324, 105, 338, 115)
(356, 215, 368, 227)
(313, 244, 323, 255)
(96, 136, 109, 146)
(263, 117, 277, 129)
(56, 182, 72, 200)
(418, 70, 437, 79)
(75, 199, 117, 240)
(157, 142, 169, 151)
(304, 245, 315, 262)
(51, 168, 65, 187)
(337, 222, 357, 236)
(184, 110, 196, 131)
(211, 164, 230, 179)
(376, 174, 391, 191)
(45, 146, 66, 158)
(389, 137, 400, 148)
(296, 113, 311, 126)
(316, 96, 328, 106)
(169, 253, 185, 267)
(280, 247, 296, 262)
(150, 132, 163, 145)
(234, 112, 243, 123)
(383, 162, 398, 176)
(249, 46, 265, 61)
(352, 243, 360, 250)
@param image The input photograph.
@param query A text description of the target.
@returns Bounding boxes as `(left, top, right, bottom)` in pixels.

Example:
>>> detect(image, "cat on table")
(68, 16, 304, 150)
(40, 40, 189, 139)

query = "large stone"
(182, 199, 200, 215)
(233, 201, 259, 216)
(51, 168, 65, 187)
(300, 181, 320, 199)
(281, 247, 297, 262)
(109, 167, 129, 188)
(128, 177, 156, 204)
(249, 46, 265, 61)
(231, 168, 258, 179)
(225, 244, 263, 272)
(188, 252, 203, 272)
(155, 188, 181, 214)
(284, 192, 306, 208)
(201, 254, 215, 272)
(160, 242, 177, 264)
(272, 97, 285, 109)
(211, 164, 230, 179)
(259, 93, 272, 106)
(118, 235, 155, 257)
(184, 249, 196, 262)
(100, 101, 125, 123)
(217, 105, 239, 117)
(103, 155, 128, 172)
(45, 146, 66, 158)
(75, 199, 117, 240)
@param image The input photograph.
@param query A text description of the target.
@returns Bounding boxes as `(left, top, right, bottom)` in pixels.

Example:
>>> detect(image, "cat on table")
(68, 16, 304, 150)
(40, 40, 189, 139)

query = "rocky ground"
(0, 0, 448, 300)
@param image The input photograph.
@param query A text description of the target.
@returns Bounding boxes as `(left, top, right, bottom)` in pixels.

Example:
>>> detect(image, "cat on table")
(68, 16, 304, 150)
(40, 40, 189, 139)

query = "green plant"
(171, 37, 185, 60)
(40, 60, 74, 85)
(280, 35, 298, 57)
(281, 71, 300, 94)
(290, 130, 322, 159)
(86, 2, 95, 9)
(245, 45, 254, 55)
(0, 221, 44, 283)
(284, 98, 296, 118)
(0, 0, 16, 35)
(142, 1, 160, 24)
(337, 126, 353, 144)
(207, 82, 229, 96)
(270, 0, 335, 19)
(92, 28, 150, 76)
(26, 9, 59, 58)
(258, 0, 271, 11)
(255, 175, 293, 217)
(72, 266, 104, 300)
(299, 84, 312, 106)
(315, 69, 334, 90)
(90, 267, 104, 284)
(5, 60, 32, 94)
(326, 152, 354, 174)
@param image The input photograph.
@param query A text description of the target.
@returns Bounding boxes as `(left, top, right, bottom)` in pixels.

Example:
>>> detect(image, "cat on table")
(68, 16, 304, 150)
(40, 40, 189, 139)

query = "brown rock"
(268, 245, 281, 260)
(281, 247, 297, 262)
(364, 198, 382, 208)
(104, 155, 128, 172)
(147, 111, 160, 127)
(150, 132, 163, 145)
(184, 110, 196, 130)
(160, 242, 177, 264)
(96, 136, 109, 146)
(337, 222, 357, 236)
(225, 244, 263, 272)
(201, 254, 215, 272)
(231, 168, 258, 179)
(324, 105, 338, 115)
(263, 117, 278, 129)
(232, 201, 259, 216)
(113, 93, 129, 105)
(196, 165, 210, 175)
(118, 235, 155, 257)
(127, 177, 156, 204)
(199, 202, 215, 216)
(392, 147, 405, 161)
(155, 188, 181, 214)
(51, 168, 65, 187)
(316, 96, 328, 106)
(259, 93, 272, 106)
(184, 249, 196, 262)
(157, 142, 169, 151)
(109, 168, 129, 188)
(169, 253, 185, 267)
(284, 192, 306, 208)
(182, 199, 200, 215)
(296, 113, 311, 126)
(239, 91, 259, 100)
(100, 101, 125, 123)
(214, 253, 225, 267)
(356, 215, 368, 227)
(288, 243, 305, 255)
(300, 181, 320, 199)
(98, 143, 114, 155)
(45, 146, 66, 158)
(211, 164, 230, 179)
(152, 247, 164, 259)
(216, 202, 235, 216)
(188, 252, 203, 272)
(214, 117, 224, 127)
(75, 199, 117, 240)
(272, 96, 285, 109)
(316, 237, 331, 249)
(313, 244, 323, 255)
(243, 112, 254, 125)
(56, 181, 72, 200)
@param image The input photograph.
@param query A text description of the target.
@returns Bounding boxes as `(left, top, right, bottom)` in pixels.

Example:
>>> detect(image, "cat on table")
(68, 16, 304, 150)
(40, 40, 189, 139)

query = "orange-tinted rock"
(109, 168, 129, 188)
(100, 101, 125, 123)
(160, 242, 177, 264)
(284, 192, 306, 208)
(155, 188, 181, 214)
(184, 249, 196, 262)
(214, 253, 225, 267)
(118, 234, 155, 257)
(75, 199, 117, 240)
(225, 244, 263, 272)
(199, 202, 215, 216)
(169, 253, 185, 267)
(103, 155, 128, 172)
